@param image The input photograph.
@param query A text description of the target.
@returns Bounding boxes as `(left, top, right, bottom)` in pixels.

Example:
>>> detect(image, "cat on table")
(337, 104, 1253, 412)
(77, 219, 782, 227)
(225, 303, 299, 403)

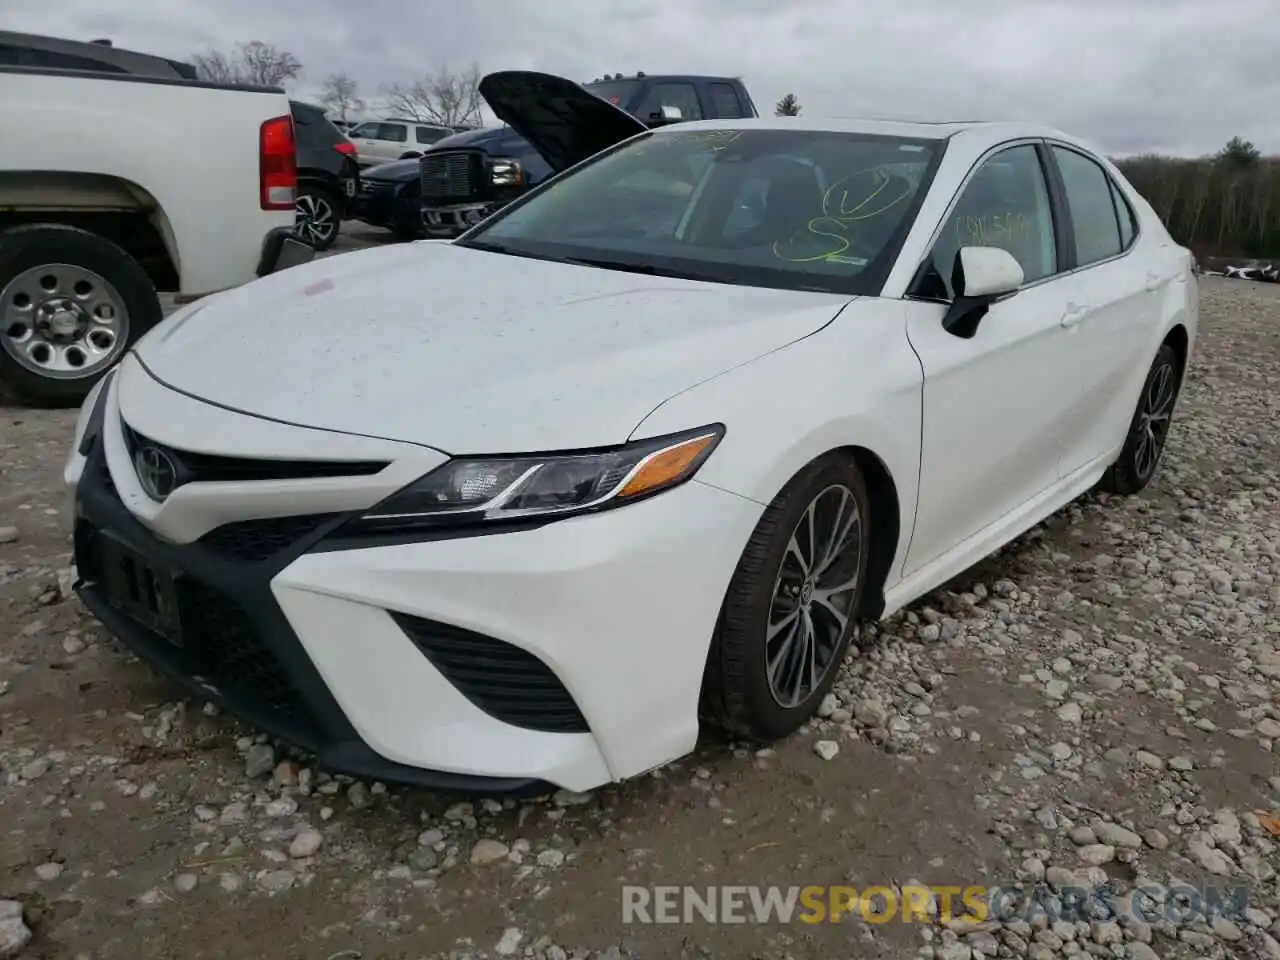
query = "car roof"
(649, 115, 1096, 151)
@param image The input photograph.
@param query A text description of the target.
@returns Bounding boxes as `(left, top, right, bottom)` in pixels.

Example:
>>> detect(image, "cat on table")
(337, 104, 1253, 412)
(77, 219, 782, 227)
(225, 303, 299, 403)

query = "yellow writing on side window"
(955, 212, 1027, 248)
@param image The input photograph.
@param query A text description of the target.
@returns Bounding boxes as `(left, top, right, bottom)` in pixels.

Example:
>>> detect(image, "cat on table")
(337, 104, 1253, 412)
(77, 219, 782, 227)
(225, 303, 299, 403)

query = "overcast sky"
(9, 0, 1276, 158)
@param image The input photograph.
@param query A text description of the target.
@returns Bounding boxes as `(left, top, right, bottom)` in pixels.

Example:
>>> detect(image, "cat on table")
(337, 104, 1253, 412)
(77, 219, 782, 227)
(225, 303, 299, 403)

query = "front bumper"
(422, 202, 494, 238)
(352, 185, 418, 234)
(256, 227, 316, 278)
(66, 375, 761, 793)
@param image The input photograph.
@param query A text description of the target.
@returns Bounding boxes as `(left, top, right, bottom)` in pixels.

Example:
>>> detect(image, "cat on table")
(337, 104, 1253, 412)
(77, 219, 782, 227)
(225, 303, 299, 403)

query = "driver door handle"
(1060, 302, 1090, 328)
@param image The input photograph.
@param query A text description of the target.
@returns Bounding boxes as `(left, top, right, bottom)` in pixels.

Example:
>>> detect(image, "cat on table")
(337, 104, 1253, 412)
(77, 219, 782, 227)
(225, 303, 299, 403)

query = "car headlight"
(489, 158, 523, 187)
(335, 425, 723, 537)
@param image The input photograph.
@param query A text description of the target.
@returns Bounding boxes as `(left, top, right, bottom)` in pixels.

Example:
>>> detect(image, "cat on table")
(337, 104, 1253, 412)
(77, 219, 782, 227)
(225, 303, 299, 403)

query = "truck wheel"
(293, 185, 341, 251)
(398, 151, 422, 160)
(0, 224, 162, 408)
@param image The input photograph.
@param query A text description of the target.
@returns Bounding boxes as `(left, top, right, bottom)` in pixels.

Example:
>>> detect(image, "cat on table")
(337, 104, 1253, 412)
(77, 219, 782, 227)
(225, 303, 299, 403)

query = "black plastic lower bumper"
(352, 189, 420, 237)
(72, 445, 551, 797)
(256, 226, 316, 278)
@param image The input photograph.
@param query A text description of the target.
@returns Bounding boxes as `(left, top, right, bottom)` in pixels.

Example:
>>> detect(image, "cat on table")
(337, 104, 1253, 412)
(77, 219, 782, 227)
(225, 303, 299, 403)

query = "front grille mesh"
(198, 514, 341, 563)
(392, 614, 589, 733)
(420, 151, 486, 203)
(74, 521, 317, 731)
(180, 582, 313, 721)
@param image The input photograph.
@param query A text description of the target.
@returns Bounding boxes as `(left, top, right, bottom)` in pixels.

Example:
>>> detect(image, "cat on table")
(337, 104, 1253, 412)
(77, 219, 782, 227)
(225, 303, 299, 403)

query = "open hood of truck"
(477, 70, 647, 174)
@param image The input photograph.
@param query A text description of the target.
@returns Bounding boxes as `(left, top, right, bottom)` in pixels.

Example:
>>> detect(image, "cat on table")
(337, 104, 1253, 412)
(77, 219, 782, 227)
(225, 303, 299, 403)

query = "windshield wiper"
(457, 239, 572, 265)
(455, 239, 511, 254)
(561, 256, 671, 277)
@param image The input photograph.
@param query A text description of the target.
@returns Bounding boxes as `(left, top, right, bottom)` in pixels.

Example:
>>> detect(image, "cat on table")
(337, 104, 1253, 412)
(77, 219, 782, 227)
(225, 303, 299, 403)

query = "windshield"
(459, 128, 944, 295)
(583, 80, 643, 110)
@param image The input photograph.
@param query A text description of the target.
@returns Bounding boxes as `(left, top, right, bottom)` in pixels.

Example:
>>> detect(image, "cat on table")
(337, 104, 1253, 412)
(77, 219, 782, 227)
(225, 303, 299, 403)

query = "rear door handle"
(1060, 303, 1089, 328)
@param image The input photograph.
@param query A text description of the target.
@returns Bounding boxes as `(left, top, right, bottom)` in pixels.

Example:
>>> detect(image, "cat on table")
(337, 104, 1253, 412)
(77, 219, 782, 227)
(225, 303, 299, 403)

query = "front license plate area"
(99, 537, 185, 647)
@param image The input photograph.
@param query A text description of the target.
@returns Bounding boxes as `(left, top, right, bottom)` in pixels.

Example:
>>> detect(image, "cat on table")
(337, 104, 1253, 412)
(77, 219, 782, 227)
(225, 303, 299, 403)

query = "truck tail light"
(259, 115, 297, 210)
(334, 141, 357, 156)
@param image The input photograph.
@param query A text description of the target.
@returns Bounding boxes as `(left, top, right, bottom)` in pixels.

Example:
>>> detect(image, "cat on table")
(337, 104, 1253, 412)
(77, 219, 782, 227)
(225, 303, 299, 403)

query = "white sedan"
(63, 72, 1197, 795)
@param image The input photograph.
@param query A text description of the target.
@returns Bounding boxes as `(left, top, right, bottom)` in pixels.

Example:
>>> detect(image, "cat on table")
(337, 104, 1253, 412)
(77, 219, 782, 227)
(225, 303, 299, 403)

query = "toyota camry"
(64, 72, 1197, 795)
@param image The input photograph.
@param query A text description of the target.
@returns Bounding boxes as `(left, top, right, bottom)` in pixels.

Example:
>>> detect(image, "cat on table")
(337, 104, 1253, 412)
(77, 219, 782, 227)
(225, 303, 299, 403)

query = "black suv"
(418, 71, 759, 237)
(290, 101, 361, 251)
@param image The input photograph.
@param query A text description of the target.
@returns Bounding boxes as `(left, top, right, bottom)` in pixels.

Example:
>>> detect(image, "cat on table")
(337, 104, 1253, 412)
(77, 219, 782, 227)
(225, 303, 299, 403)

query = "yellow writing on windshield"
(772, 167, 914, 264)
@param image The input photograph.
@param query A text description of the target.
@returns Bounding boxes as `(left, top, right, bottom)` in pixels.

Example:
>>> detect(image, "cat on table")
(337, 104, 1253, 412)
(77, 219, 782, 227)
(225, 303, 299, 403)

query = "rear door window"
(378, 123, 408, 143)
(416, 126, 448, 144)
(1110, 180, 1137, 250)
(708, 83, 745, 119)
(1051, 146, 1123, 266)
(634, 83, 704, 123)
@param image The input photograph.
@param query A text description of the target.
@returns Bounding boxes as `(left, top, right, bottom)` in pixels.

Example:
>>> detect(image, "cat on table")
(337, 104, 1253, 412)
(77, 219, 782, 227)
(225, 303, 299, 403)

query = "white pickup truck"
(0, 32, 314, 405)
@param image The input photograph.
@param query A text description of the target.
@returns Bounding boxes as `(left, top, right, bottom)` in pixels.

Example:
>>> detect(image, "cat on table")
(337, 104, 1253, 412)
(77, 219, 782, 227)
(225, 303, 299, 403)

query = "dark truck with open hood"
(418, 71, 758, 237)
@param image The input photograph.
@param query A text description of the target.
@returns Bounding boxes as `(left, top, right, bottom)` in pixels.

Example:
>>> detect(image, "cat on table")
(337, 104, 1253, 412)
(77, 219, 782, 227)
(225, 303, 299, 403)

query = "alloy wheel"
(294, 193, 337, 246)
(1, 263, 130, 379)
(765, 484, 864, 708)
(1134, 360, 1177, 480)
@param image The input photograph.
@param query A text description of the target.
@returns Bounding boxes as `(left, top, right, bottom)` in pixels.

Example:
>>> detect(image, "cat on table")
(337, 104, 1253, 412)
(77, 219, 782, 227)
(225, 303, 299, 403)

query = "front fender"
(629, 298, 923, 583)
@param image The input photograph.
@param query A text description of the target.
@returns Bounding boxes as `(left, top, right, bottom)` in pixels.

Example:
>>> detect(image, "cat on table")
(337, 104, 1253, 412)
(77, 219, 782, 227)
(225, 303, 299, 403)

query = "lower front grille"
(420, 151, 487, 204)
(198, 514, 340, 564)
(392, 614, 589, 734)
(180, 581, 313, 721)
(75, 520, 318, 733)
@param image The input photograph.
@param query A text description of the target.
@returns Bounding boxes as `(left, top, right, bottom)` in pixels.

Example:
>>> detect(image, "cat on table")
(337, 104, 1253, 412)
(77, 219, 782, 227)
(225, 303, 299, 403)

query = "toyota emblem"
(134, 445, 179, 501)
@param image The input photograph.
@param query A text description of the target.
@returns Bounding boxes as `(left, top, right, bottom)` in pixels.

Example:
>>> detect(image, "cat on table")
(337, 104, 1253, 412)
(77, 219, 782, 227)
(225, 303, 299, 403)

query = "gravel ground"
(0, 272, 1277, 960)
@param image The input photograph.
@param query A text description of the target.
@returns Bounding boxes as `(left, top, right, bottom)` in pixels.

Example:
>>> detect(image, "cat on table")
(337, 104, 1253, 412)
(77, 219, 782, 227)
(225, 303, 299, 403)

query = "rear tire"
(1098, 343, 1182, 495)
(398, 151, 422, 160)
(293, 185, 341, 251)
(0, 224, 162, 408)
(701, 454, 871, 740)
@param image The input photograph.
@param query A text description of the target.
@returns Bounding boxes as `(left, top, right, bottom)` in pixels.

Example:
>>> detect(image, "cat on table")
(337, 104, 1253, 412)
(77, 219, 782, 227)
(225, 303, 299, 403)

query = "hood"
(478, 70, 647, 174)
(132, 242, 851, 452)
(360, 157, 420, 181)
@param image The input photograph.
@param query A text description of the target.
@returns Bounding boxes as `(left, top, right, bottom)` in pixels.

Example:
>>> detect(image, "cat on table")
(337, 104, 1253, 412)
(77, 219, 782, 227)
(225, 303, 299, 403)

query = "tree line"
(189, 45, 1273, 257)
(1114, 138, 1280, 259)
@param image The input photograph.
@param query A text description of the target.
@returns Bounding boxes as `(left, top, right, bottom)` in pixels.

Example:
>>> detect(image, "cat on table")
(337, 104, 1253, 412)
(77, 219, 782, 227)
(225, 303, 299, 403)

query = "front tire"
(1098, 342, 1182, 495)
(293, 185, 341, 251)
(0, 224, 162, 407)
(701, 454, 871, 740)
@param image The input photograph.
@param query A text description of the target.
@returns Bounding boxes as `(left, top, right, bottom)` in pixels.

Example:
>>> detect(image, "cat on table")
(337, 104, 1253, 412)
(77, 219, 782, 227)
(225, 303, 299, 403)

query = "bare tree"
(383, 64, 484, 127)
(189, 49, 239, 84)
(190, 41, 302, 88)
(320, 72, 364, 122)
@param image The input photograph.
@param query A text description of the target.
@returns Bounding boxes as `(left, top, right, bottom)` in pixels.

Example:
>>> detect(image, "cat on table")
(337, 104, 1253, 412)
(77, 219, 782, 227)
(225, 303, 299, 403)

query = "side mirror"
(942, 246, 1024, 339)
(650, 105, 683, 124)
